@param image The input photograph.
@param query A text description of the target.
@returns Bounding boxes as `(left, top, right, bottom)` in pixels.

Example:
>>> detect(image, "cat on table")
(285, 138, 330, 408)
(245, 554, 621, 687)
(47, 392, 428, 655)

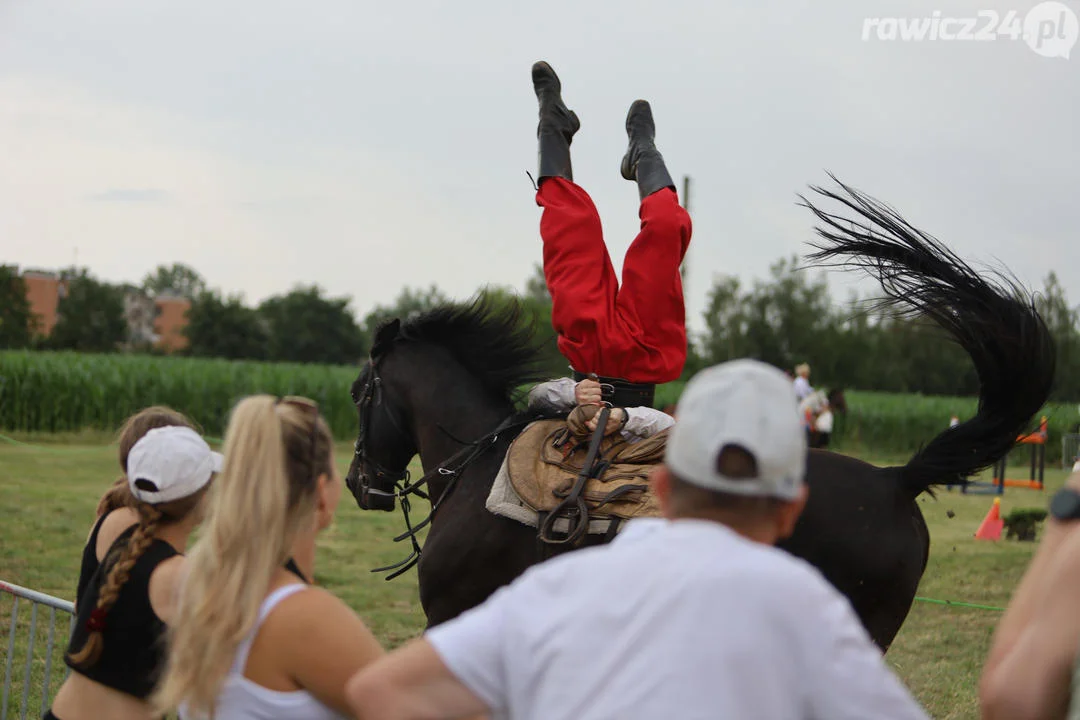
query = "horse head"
(346, 294, 555, 521)
(827, 387, 848, 414)
(347, 318, 418, 512)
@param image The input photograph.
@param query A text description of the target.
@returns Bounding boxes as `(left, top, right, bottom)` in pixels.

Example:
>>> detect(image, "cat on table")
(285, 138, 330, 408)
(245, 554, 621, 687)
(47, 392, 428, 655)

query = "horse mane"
(393, 293, 551, 406)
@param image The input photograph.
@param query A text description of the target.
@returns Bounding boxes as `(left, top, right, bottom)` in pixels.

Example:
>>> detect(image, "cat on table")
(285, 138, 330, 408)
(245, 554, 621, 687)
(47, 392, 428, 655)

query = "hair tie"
(85, 607, 108, 633)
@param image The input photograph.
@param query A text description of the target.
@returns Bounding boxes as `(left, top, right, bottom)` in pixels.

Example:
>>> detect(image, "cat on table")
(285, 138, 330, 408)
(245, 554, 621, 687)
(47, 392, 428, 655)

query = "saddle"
(505, 405, 666, 545)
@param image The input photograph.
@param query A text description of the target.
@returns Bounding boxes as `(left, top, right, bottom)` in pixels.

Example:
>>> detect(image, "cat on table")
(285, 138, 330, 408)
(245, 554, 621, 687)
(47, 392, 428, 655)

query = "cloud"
(0, 0, 1077, 335)
(86, 188, 170, 203)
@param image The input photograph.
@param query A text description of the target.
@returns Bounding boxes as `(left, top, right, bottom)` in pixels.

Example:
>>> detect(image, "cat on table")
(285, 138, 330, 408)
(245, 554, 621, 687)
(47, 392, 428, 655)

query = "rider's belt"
(573, 372, 656, 409)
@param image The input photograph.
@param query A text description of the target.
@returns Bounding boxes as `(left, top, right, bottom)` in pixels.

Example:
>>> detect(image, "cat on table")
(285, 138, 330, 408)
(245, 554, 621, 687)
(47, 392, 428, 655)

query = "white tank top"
(182, 584, 349, 720)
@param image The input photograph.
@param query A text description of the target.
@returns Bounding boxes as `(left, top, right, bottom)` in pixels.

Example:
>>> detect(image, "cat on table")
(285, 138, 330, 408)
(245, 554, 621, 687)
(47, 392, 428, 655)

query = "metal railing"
(1064, 433, 1080, 471)
(1, 581, 74, 720)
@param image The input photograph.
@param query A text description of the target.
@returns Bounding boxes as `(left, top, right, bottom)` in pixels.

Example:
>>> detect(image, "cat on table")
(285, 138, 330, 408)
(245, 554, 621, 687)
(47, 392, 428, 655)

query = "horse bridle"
(352, 354, 536, 580)
(352, 355, 437, 579)
(352, 353, 541, 580)
(352, 357, 413, 510)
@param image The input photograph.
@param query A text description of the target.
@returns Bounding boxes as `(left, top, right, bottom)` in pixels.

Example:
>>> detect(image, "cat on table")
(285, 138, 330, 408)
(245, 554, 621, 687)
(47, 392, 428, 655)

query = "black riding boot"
(532, 61, 580, 183)
(620, 100, 675, 200)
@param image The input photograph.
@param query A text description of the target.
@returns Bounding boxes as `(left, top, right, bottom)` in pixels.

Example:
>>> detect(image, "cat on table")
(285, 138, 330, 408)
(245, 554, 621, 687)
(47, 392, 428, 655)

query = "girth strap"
(537, 406, 610, 548)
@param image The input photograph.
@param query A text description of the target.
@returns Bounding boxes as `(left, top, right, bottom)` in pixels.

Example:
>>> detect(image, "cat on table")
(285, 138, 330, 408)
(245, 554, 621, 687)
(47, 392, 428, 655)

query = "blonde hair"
(153, 395, 333, 718)
(95, 406, 198, 518)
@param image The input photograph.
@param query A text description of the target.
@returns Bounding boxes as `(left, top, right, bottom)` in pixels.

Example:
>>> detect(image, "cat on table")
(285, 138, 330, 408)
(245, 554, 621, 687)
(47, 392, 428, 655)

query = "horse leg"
(779, 456, 932, 652)
(855, 507, 931, 651)
(417, 490, 541, 628)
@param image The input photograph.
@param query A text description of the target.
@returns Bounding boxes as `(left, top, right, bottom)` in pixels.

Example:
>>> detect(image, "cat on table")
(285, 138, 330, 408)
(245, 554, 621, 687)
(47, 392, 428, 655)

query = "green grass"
(0, 440, 427, 719)
(1, 436, 1073, 719)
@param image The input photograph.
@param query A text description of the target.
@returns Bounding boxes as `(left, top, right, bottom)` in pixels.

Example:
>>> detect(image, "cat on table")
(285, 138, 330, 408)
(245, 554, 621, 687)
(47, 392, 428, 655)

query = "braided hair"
(67, 503, 164, 668)
(69, 406, 207, 670)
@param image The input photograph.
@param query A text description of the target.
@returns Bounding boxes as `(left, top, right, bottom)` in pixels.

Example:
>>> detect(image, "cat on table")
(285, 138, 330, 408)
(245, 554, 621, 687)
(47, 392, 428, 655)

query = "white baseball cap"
(126, 426, 223, 504)
(666, 359, 807, 500)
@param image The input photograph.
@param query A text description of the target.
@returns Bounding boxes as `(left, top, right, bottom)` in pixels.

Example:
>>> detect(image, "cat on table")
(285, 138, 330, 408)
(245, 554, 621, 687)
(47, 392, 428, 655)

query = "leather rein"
(353, 358, 533, 580)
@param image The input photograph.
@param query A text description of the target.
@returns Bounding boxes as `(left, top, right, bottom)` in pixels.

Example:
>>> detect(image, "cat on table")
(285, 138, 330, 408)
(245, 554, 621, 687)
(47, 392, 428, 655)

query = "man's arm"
(346, 638, 489, 720)
(347, 586, 512, 719)
(984, 472, 1080, 676)
(979, 517, 1080, 720)
(622, 407, 675, 439)
(527, 378, 577, 413)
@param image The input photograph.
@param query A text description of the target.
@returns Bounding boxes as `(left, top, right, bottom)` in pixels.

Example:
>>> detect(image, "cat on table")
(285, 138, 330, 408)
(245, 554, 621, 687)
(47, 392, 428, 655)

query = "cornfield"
(1, 351, 1077, 465)
(0, 350, 360, 439)
(833, 391, 1079, 465)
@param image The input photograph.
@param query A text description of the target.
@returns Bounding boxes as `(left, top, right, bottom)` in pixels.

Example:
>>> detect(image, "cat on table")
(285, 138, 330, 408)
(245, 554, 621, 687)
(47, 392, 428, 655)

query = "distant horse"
(345, 179, 1054, 652)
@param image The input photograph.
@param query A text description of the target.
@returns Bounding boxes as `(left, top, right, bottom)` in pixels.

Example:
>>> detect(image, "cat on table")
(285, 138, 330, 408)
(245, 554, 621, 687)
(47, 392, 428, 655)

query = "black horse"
(345, 180, 1055, 652)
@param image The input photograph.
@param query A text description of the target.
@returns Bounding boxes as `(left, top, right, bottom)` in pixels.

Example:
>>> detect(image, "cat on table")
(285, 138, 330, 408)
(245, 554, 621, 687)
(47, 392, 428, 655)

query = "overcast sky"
(2, 0, 1077, 334)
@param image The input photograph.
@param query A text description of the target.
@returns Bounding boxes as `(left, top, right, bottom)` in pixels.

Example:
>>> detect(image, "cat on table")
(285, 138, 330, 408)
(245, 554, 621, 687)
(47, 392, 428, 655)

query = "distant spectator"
(799, 390, 833, 449)
(153, 395, 384, 720)
(344, 359, 929, 720)
(46, 408, 218, 720)
(793, 362, 813, 401)
(981, 470, 1080, 719)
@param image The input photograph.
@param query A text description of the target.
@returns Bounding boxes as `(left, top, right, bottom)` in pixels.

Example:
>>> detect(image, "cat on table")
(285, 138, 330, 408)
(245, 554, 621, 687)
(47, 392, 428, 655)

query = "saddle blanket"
(487, 451, 625, 536)
(485, 412, 666, 537)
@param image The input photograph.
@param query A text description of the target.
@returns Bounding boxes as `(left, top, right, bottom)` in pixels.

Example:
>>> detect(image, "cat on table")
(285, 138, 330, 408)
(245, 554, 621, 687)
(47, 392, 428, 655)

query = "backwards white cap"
(126, 426, 223, 504)
(666, 359, 807, 501)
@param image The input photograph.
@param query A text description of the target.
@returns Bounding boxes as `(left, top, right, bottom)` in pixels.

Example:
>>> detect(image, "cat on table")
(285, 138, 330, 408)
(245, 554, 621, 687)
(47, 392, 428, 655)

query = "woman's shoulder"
(98, 507, 140, 535)
(94, 508, 140, 560)
(147, 555, 188, 624)
(247, 584, 384, 710)
(259, 584, 373, 649)
(266, 585, 355, 625)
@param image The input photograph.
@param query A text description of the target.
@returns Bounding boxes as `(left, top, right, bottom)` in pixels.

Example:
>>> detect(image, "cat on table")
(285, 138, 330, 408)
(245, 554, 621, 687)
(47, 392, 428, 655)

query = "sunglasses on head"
(276, 395, 321, 483)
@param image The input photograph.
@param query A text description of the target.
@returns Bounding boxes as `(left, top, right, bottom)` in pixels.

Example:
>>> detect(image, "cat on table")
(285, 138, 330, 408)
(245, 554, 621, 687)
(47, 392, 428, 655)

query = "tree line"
(1, 259, 1077, 401)
(694, 257, 1080, 402)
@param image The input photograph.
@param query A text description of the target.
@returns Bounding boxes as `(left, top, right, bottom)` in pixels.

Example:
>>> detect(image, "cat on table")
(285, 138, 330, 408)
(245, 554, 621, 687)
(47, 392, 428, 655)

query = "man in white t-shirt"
(345, 359, 929, 720)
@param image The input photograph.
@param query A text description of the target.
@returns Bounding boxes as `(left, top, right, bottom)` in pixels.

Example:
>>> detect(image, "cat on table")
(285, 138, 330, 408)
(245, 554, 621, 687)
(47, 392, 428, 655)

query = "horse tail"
(800, 176, 1056, 497)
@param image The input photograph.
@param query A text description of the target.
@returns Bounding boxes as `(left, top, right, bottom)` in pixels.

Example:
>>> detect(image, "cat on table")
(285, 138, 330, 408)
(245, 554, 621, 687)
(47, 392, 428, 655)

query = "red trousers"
(536, 177, 692, 384)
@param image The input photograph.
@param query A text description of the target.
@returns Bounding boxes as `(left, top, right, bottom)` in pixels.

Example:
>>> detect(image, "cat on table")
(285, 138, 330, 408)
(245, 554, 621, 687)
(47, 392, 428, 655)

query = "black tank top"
(67, 514, 308, 700)
(75, 514, 111, 606)
(66, 515, 179, 699)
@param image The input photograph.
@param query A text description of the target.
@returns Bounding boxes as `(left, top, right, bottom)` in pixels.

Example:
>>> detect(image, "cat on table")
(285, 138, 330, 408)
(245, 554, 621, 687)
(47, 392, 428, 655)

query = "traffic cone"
(975, 498, 1004, 541)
